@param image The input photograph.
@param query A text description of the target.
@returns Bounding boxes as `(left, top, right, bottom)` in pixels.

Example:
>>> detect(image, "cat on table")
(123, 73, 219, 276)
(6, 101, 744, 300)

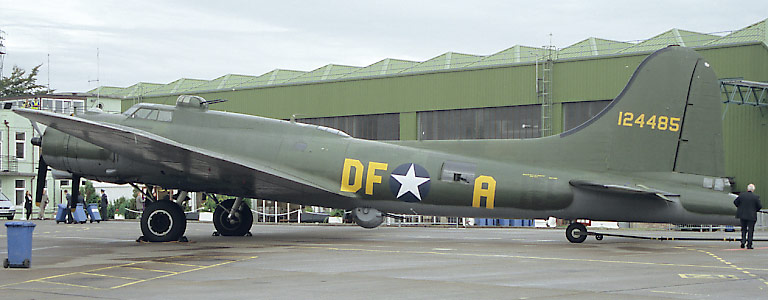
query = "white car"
(0, 193, 16, 220)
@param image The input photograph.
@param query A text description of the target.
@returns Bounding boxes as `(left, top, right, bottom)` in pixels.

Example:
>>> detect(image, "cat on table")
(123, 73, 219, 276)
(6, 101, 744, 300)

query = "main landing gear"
(213, 198, 253, 236)
(140, 201, 187, 242)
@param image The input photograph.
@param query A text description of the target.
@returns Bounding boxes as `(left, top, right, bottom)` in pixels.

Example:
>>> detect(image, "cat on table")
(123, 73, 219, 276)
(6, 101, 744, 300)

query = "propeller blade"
(29, 120, 43, 137)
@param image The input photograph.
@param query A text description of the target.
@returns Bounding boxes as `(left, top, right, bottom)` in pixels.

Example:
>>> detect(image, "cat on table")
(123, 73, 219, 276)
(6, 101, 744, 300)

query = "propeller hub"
(31, 137, 42, 146)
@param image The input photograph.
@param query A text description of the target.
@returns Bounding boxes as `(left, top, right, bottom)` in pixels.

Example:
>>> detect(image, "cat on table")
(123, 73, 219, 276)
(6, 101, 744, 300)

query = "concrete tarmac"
(1, 221, 767, 299)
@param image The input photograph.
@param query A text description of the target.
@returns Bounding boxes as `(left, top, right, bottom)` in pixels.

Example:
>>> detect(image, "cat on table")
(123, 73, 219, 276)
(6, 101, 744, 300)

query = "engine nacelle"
(350, 207, 384, 229)
(41, 128, 147, 182)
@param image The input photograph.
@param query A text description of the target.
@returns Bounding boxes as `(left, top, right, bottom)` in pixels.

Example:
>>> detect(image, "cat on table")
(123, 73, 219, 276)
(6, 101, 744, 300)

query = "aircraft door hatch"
(440, 161, 476, 184)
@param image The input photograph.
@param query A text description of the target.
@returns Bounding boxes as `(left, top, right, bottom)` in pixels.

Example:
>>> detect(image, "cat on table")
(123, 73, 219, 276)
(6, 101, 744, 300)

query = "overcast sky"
(1, 0, 766, 93)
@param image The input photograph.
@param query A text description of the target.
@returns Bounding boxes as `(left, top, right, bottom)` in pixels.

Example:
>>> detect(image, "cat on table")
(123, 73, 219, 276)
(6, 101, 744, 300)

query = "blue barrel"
(474, 218, 486, 226)
(498, 219, 510, 226)
(86, 203, 102, 223)
(55, 204, 68, 224)
(4, 221, 36, 268)
(72, 204, 87, 224)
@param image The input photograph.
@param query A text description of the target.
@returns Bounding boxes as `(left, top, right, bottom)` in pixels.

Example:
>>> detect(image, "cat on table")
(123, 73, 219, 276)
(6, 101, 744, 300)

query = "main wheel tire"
(6, 216, 12, 220)
(566, 222, 588, 243)
(213, 198, 253, 236)
(140, 201, 187, 242)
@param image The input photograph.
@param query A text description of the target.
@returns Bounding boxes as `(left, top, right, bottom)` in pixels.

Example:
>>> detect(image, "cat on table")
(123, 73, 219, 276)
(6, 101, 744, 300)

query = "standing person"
(65, 190, 74, 224)
(734, 183, 762, 249)
(38, 188, 49, 220)
(24, 191, 33, 220)
(100, 189, 109, 221)
(136, 188, 145, 211)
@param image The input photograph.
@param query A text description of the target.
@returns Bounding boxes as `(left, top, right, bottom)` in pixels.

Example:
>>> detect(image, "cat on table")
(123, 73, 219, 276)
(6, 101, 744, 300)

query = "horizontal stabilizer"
(570, 180, 679, 202)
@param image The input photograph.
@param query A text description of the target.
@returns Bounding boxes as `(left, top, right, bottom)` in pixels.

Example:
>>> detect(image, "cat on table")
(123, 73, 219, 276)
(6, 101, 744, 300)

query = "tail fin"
(561, 46, 724, 176)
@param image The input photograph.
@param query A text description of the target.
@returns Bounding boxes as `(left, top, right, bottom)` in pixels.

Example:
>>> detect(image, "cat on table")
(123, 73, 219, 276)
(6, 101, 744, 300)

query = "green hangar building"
(91, 19, 768, 196)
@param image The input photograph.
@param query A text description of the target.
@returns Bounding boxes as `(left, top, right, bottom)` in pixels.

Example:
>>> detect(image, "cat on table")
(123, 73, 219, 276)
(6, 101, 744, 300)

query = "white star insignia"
(391, 164, 430, 200)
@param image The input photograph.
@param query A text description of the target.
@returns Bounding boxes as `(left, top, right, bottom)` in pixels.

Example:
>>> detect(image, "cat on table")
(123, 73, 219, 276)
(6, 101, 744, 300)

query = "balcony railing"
(0, 155, 18, 173)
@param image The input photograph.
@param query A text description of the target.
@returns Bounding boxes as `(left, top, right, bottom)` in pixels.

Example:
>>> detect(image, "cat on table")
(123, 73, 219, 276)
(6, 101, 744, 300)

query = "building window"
(42, 99, 53, 111)
(418, 105, 542, 140)
(15, 132, 25, 160)
(60, 180, 70, 186)
(562, 100, 612, 132)
(15, 180, 25, 206)
(298, 113, 400, 140)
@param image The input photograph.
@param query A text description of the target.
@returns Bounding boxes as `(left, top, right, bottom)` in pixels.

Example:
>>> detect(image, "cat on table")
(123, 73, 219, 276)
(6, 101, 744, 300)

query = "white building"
(0, 93, 126, 219)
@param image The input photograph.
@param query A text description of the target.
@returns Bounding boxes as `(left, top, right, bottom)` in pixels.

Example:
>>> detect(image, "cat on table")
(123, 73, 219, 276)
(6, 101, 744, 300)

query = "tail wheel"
(351, 207, 384, 229)
(140, 201, 187, 242)
(566, 222, 588, 243)
(213, 198, 253, 236)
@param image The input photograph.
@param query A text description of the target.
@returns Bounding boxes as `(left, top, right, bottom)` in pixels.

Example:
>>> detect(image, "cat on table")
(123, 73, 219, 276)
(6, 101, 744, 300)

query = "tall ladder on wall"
(537, 45, 555, 137)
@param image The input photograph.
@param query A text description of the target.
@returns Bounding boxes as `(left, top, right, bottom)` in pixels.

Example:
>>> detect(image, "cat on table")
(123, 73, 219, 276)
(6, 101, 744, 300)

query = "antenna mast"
(88, 47, 101, 107)
(0, 29, 7, 77)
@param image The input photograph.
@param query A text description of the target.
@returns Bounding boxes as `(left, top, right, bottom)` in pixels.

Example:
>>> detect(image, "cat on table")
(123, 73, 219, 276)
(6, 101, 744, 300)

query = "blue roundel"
(389, 163, 431, 202)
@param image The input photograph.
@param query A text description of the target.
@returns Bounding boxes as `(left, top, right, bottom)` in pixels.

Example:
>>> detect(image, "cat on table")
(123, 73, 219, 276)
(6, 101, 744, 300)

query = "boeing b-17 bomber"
(15, 46, 740, 243)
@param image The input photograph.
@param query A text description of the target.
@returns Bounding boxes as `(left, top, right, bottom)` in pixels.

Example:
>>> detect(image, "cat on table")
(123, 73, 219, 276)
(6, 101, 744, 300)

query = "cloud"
(1, 0, 766, 93)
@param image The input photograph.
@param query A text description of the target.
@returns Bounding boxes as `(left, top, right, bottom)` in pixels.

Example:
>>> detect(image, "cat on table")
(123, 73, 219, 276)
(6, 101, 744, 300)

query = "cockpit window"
(146, 109, 159, 120)
(129, 108, 173, 122)
(133, 108, 152, 119)
(123, 107, 138, 116)
(157, 110, 173, 122)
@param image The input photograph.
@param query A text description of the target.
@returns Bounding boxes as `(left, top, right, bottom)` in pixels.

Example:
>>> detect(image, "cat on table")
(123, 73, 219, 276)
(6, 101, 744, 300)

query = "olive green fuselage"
(41, 104, 738, 225)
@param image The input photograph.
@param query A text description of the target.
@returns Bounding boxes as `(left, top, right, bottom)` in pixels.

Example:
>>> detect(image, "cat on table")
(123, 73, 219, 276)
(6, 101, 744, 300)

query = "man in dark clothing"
(65, 190, 74, 224)
(24, 191, 33, 220)
(100, 189, 109, 221)
(734, 184, 762, 249)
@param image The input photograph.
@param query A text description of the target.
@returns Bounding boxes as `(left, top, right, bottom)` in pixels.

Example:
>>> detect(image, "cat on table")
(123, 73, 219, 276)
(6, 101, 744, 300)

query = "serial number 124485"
(618, 112, 680, 132)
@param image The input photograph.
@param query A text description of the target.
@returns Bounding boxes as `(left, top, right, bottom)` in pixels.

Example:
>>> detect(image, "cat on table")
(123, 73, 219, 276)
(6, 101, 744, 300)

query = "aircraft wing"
(13, 108, 344, 199)
(569, 180, 680, 202)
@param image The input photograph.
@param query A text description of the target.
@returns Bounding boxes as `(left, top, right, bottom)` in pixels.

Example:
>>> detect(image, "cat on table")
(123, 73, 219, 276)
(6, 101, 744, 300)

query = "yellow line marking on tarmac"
(35, 280, 95, 289)
(80, 272, 140, 281)
(295, 245, 768, 272)
(651, 290, 698, 296)
(685, 248, 768, 291)
(152, 261, 205, 268)
(109, 257, 258, 289)
(120, 266, 178, 274)
(0, 255, 259, 290)
(678, 274, 738, 279)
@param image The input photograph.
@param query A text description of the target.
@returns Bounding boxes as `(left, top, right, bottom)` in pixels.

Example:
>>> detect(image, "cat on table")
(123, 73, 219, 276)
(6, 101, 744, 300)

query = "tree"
(80, 180, 99, 204)
(0, 64, 50, 97)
